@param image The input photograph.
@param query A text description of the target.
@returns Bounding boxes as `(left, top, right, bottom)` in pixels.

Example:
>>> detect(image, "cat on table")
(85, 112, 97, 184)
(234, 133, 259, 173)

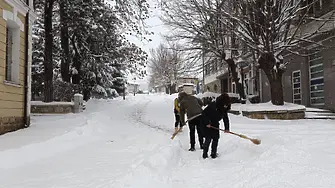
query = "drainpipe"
(24, 1, 30, 127)
(202, 49, 205, 93)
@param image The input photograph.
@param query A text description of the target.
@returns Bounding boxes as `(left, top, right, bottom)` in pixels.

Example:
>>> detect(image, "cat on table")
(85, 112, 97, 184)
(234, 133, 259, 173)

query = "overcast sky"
(126, 0, 169, 90)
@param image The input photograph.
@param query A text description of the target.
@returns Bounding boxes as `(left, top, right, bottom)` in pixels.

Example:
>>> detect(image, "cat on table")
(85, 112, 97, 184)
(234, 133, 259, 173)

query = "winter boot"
(202, 152, 208, 159)
(188, 147, 195, 151)
(210, 153, 218, 159)
(174, 127, 179, 132)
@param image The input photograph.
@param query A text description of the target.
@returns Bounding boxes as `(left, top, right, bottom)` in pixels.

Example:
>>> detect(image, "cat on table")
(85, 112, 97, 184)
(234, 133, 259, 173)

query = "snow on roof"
(178, 83, 196, 88)
(127, 82, 140, 85)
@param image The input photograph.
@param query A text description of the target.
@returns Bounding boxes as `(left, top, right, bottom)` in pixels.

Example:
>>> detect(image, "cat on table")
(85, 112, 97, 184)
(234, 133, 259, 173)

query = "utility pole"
(123, 83, 125, 100)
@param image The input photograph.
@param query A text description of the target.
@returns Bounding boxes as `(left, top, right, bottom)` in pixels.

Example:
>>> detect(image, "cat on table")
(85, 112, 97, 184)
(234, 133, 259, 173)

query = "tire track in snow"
(129, 97, 172, 134)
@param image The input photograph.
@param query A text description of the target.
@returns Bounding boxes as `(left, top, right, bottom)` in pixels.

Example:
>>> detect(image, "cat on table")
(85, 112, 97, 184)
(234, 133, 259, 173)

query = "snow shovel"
(210, 126, 261, 145)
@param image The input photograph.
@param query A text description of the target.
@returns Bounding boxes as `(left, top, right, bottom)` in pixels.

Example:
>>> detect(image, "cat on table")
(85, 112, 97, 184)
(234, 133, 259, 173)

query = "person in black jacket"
(202, 93, 231, 159)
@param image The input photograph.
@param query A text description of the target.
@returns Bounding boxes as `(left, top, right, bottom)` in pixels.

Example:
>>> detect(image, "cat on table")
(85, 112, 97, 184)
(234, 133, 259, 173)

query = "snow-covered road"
(1, 94, 335, 188)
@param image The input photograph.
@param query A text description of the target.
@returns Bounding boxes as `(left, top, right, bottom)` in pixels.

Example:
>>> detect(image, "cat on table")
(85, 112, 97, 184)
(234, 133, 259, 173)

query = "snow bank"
(196, 92, 220, 98)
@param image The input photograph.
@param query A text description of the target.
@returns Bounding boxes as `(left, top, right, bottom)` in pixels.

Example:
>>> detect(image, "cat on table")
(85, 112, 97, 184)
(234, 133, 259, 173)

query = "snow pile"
(117, 141, 184, 187)
(196, 92, 240, 99)
(178, 83, 196, 88)
(195, 91, 240, 99)
(196, 92, 220, 98)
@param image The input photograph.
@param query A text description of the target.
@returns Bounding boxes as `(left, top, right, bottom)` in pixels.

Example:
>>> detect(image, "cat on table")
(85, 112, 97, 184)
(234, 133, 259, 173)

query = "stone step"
(305, 116, 335, 119)
(305, 107, 332, 113)
(305, 111, 335, 120)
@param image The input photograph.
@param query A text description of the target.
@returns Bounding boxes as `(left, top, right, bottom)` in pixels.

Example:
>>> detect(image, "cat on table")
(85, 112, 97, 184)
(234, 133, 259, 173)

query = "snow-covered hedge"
(91, 85, 120, 99)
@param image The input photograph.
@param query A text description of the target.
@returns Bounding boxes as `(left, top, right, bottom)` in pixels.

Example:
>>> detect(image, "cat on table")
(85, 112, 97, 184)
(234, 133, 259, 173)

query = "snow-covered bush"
(106, 88, 119, 98)
(91, 85, 108, 99)
(53, 80, 81, 102)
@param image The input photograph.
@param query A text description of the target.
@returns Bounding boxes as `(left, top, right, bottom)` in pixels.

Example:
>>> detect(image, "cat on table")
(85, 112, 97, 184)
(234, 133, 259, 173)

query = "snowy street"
(1, 94, 335, 188)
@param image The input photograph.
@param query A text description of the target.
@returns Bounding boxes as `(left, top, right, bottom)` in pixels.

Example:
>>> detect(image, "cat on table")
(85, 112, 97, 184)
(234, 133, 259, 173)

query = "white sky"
(126, 0, 169, 90)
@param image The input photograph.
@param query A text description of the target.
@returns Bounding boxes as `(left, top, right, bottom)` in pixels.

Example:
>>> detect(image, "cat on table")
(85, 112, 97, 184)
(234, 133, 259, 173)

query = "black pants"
(174, 113, 182, 128)
(222, 112, 230, 130)
(203, 137, 219, 156)
(188, 116, 205, 148)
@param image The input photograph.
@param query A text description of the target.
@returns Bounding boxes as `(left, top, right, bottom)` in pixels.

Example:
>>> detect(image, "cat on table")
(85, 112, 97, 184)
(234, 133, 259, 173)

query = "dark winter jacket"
(202, 101, 222, 138)
(178, 92, 204, 125)
(202, 94, 231, 138)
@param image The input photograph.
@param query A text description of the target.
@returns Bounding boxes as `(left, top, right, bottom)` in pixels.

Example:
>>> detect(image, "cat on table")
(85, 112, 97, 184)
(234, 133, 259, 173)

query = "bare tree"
(161, 0, 335, 105)
(160, 0, 248, 99)
(149, 43, 188, 94)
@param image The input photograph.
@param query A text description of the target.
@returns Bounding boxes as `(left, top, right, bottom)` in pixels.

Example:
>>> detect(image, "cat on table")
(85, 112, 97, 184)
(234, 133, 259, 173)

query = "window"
(292, 70, 302, 104)
(309, 50, 324, 105)
(232, 83, 236, 93)
(205, 64, 210, 75)
(3, 11, 22, 85)
(5, 27, 13, 81)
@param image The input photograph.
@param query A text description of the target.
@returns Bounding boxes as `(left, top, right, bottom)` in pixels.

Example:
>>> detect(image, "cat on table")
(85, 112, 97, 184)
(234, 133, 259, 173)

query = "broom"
(210, 126, 261, 145)
(171, 120, 189, 140)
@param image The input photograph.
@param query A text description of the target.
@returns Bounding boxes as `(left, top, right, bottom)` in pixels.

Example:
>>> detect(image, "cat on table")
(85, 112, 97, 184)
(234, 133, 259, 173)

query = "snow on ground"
(1, 93, 335, 187)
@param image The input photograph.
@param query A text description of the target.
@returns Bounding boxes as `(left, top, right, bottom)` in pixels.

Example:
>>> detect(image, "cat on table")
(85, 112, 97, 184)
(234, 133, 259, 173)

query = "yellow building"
(0, 0, 36, 135)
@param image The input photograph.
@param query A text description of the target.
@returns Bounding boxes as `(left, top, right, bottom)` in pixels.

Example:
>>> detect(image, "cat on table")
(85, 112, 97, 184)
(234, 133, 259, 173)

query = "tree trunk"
(226, 58, 246, 99)
(43, 0, 54, 102)
(268, 75, 284, 105)
(60, 0, 70, 82)
(258, 53, 284, 105)
(71, 34, 81, 84)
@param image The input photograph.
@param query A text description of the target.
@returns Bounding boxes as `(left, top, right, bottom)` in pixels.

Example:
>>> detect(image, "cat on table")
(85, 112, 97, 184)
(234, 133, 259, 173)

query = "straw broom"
(210, 126, 261, 145)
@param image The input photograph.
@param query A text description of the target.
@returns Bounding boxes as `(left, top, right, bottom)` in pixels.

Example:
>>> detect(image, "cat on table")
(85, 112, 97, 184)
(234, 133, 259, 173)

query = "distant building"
(203, 55, 259, 98)
(176, 77, 199, 94)
(0, 0, 37, 135)
(154, 84, 166, 93)
(260, 1, 335, 111)
(127, 82, 140, 94)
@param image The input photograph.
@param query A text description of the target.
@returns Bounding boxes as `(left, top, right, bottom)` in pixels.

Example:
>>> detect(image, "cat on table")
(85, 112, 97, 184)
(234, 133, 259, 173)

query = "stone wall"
(31, 94, 84, 114)
(242, 110, 305, 120)
(0, 116, 25, 135)
(228, 109, 305, 120)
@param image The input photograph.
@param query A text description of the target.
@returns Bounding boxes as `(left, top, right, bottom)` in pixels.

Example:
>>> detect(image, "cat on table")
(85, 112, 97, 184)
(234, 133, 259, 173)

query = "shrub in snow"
(106, 88, 119, 98)
(53, 80, 81, 102)
(91, 85, 108, 99)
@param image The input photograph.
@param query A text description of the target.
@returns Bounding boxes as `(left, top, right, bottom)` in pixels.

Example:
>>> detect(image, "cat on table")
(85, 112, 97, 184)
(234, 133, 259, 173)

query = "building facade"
(0, 0, 36, 135)
(203, 55, 259, 98)
(260, 1, 335, 111)
(127, 82, 140, 94)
